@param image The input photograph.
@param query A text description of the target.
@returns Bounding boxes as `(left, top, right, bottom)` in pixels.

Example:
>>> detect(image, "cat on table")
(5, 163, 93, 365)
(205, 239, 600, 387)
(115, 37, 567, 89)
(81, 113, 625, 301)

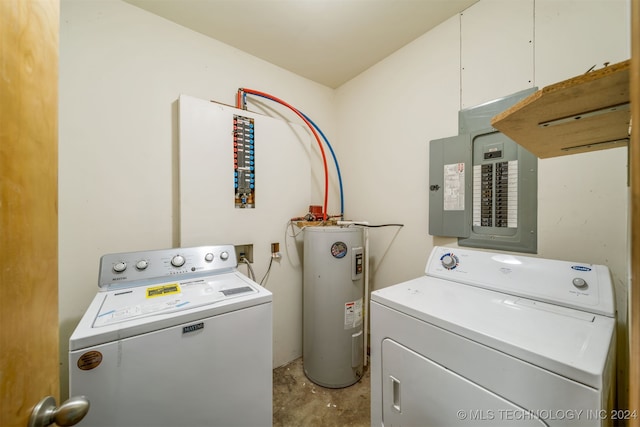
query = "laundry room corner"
(58, 0, 336, 401)
(335, 0, 631, 413)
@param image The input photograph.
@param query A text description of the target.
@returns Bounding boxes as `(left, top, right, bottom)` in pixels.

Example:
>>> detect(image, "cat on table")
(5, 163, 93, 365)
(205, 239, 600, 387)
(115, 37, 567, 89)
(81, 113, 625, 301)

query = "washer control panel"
(98, 245, 236, 290)
(426, 246, 614, 317)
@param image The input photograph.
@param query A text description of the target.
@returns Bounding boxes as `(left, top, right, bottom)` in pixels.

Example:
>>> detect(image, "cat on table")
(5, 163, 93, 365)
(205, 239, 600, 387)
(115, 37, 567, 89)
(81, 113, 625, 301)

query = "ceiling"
(124, 0, 478, 88)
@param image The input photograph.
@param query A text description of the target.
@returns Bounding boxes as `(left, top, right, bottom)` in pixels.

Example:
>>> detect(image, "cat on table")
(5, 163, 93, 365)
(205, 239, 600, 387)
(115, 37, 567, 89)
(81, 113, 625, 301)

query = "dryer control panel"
(98, 245, 238, 290)
(426, 246, 615, 317)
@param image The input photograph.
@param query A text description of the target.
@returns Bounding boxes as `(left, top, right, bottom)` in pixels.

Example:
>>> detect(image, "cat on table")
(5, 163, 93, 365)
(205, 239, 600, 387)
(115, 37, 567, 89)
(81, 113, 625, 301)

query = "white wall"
(336, 0, 630, 408)
(59, 0, 336, 399)
(177, 95, 314, 371)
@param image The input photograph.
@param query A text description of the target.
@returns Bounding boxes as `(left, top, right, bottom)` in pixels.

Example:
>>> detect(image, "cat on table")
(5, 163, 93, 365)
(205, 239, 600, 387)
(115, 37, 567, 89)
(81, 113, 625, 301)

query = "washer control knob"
(171, 255, 185, 267)
(220, 251, 229, 261)
(572, 278, 588, 289)
(440, 254, 458, 270)
(204, 253, 214, 262)
(113, 262, 127, 273)
(136, 260, 149, 270)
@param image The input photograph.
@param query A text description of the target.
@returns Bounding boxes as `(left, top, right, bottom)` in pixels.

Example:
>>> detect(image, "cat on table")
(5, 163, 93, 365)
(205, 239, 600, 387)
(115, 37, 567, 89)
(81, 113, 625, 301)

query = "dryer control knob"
(220, 251, 229, 261)
(572, 278, 588, 289)
(113, 262, 127, 273)
(441, 254, 458, 270)
(171, 255, 185, 267)
(204, 253, 214, 262)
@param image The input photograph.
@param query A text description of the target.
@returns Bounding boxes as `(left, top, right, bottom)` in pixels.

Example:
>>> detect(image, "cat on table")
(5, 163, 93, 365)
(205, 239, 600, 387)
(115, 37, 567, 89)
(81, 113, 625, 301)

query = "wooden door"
(0, 0, 60, 426)
(630, 0, 640, 425)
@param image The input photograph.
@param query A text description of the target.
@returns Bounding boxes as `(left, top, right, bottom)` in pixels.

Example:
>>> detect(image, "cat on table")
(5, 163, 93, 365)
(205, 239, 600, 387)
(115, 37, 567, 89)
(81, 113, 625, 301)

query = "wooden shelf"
(491, 59, 631, 158)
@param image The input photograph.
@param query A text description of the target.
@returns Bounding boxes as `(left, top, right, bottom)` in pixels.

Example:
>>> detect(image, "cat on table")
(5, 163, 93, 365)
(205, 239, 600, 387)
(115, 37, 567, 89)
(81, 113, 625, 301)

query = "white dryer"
(69, 245, 272, 427)
(371, 246, 615, 427)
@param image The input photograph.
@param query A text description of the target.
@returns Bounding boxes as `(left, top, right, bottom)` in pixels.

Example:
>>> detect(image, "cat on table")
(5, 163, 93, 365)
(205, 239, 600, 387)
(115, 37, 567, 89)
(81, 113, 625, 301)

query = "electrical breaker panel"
(429, 88, 538, 253)
(471, 133, 520, 230)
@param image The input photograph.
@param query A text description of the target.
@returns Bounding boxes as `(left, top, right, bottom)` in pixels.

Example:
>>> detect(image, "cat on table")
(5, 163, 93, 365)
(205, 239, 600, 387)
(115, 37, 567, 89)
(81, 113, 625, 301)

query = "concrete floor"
(273, 358, 371, 427)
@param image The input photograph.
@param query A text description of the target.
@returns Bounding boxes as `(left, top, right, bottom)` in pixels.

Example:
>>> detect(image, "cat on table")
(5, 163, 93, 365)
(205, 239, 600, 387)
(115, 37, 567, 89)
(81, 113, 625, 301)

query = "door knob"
(28, 395, 90, 427)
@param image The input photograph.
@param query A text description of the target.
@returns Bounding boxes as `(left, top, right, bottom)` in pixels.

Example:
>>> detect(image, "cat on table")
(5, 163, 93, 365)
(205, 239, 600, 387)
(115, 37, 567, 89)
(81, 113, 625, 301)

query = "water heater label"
(344, 298, 363, 330)
(331, 241, 348, 258)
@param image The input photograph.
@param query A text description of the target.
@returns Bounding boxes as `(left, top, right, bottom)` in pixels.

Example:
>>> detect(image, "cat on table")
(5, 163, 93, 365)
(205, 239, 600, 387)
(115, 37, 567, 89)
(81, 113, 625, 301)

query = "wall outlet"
(234, 244, 254, 263)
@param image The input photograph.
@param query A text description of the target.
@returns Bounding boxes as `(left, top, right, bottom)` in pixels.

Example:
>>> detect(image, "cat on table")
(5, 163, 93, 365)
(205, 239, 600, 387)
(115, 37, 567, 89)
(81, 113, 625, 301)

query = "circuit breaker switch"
(483, 142, 504, 160)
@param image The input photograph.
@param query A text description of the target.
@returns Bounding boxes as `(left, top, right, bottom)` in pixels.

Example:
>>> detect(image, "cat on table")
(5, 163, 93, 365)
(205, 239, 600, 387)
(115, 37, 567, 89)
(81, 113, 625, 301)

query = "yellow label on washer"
(146, 283, 181, 298)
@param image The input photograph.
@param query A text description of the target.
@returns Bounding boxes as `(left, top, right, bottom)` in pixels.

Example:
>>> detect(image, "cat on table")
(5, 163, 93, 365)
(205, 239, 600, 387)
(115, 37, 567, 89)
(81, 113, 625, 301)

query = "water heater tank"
(303, 226, 364, 388)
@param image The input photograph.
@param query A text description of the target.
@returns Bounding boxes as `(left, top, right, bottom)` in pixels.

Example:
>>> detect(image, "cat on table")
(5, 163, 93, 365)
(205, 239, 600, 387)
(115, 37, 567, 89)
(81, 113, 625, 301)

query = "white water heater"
(303, 226, 364, 388)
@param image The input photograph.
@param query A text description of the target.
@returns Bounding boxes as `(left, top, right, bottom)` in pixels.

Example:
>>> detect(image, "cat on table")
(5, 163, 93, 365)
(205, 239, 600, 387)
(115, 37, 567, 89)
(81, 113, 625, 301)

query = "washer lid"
(94, 274, 258, 327)
(69, 271, 272, 351)
(371, 276, 615, 389)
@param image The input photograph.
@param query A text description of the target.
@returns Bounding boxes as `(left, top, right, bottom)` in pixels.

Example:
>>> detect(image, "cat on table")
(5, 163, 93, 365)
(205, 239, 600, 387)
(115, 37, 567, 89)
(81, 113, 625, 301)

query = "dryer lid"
(371, 275, 615, 389)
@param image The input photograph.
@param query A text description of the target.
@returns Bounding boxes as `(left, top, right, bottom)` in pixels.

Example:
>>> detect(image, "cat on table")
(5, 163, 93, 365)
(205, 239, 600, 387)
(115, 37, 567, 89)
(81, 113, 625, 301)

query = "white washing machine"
(69, 245, 272, 427)
(371, 246, 616, 427)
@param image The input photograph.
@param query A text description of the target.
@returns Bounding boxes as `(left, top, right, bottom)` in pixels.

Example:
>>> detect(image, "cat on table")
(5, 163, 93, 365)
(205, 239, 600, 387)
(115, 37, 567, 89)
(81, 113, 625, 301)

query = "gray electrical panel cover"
(428, 88, 538, 254)
(429, 135, 471, 238)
